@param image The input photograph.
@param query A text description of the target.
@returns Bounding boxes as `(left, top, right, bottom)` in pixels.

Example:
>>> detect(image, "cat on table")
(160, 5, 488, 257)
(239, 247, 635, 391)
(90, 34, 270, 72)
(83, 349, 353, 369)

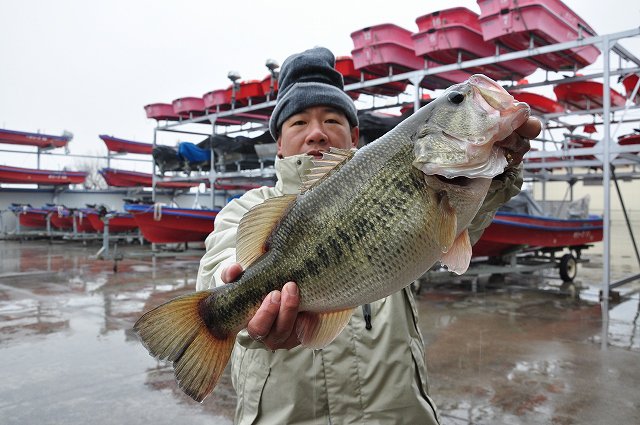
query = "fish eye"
(447, 91, 465, 104)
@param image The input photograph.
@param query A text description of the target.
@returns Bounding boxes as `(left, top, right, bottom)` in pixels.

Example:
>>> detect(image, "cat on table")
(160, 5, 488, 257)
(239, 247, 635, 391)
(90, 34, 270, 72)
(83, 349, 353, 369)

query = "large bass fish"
(134, 74, 530, 402)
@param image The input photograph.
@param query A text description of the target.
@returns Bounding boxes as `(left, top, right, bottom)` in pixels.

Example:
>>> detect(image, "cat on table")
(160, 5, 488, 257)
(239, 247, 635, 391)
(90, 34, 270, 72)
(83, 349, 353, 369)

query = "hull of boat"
(473, 212, 603, 257)
(100, 135, 153, 155)
(0, 128, 71, 149)
(124, 204, 219, 243)
(0, 166, 86, 185)
(85, 211, 138, 233)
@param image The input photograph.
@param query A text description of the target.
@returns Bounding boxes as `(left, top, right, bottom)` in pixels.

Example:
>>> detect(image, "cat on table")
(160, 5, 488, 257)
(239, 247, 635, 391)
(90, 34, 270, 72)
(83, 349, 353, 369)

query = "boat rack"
(93, 213, 145, 260)
(1, 208, 144, 248)
(148, 27, 640, 340)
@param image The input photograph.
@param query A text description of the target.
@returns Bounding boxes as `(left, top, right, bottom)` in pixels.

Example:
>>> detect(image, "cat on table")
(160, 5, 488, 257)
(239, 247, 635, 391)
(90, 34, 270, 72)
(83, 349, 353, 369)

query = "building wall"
(530, 178, 640, 263)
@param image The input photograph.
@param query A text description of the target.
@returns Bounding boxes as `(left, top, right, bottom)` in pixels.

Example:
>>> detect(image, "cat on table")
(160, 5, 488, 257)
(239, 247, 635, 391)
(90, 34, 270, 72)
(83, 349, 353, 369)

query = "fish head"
(412, 74, 530, 179)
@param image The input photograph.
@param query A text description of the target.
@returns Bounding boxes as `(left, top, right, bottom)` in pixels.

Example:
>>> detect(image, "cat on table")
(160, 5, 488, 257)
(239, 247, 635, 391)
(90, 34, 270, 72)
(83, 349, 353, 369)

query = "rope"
(153, 203, 166, 221)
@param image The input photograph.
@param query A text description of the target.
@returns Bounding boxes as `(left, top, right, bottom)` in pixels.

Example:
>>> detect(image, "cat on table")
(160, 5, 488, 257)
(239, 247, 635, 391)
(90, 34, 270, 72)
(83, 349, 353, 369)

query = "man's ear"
(276, 135, 284, 157)
(350, 126, 359, 148)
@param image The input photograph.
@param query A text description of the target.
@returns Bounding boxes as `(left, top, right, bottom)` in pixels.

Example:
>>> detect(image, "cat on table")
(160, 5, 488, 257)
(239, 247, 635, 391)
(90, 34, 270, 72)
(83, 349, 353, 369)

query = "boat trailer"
(416, 244, 593, 296)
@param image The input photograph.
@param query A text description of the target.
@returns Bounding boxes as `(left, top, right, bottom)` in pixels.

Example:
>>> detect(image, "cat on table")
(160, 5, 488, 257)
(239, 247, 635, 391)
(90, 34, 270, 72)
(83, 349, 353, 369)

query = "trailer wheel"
(559, 253, 577, 282)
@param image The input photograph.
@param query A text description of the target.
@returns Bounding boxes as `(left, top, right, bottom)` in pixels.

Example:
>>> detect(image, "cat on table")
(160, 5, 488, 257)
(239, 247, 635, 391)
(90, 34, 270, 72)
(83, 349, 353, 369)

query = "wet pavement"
(0, 240, 639, 424)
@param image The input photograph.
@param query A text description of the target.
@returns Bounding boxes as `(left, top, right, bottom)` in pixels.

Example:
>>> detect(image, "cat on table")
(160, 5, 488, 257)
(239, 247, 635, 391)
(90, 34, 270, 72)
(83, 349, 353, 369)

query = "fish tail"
(133, 290, 235, 402)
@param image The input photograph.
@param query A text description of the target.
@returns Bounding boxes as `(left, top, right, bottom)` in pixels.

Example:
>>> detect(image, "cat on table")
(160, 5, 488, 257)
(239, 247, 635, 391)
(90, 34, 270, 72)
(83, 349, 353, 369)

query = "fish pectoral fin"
(236, 194, 297, 268)
(296, 308, 355, 349)
(434, 189, 457, 252)
(439, 229, 472, 275)
(301, 147, 356, 193)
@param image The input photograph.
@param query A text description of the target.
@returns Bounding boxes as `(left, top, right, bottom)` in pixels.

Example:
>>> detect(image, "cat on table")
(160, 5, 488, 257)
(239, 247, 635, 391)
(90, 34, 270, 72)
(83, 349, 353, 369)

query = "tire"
(559, 253, 577, 282)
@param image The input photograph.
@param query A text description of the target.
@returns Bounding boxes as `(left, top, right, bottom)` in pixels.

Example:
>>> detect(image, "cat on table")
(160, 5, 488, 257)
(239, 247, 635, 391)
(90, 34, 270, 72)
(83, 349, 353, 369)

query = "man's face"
(277, 106, 359, 158)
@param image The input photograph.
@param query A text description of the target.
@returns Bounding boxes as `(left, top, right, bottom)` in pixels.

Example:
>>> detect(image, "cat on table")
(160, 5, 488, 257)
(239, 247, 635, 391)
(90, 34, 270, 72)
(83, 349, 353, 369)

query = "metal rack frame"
(148, 27, 640, 349)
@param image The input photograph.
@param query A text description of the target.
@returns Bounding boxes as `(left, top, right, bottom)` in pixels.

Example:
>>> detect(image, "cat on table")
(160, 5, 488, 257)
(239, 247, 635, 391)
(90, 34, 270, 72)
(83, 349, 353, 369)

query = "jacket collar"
(274, 154, 314, 195)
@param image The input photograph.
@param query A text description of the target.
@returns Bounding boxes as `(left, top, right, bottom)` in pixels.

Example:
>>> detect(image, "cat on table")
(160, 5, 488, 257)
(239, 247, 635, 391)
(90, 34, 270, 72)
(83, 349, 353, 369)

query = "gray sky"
(1, 0, 639, 172)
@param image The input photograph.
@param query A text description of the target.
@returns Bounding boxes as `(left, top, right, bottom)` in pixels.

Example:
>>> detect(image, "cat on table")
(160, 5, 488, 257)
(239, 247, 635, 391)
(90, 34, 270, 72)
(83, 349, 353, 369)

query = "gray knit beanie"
(269, 47, 359, 139)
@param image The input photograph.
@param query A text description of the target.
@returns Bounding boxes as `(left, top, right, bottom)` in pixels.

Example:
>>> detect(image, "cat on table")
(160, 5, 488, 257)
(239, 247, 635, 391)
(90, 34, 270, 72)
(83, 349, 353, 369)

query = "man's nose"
(305, 122, 328, 145)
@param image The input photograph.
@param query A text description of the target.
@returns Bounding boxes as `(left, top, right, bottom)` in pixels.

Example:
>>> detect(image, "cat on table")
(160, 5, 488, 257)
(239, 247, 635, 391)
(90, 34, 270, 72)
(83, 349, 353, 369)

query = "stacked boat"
(8, 204, 138, 234)
(0, 128, 87, 186)
(124, 203, 220, 243)
(99, 132, 277, 190)
(96, 133, 268, 244)
(7, 0, 638, 248)
(472, 192, 604, 258)
(98, 134, 205, 189)
(0, 128, 73, 149)
(8, 201, 224, 244)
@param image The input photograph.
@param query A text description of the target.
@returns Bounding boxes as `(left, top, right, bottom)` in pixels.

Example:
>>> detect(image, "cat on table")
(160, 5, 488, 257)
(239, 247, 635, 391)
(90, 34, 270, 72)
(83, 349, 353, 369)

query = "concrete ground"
(0, 240, 638, 424)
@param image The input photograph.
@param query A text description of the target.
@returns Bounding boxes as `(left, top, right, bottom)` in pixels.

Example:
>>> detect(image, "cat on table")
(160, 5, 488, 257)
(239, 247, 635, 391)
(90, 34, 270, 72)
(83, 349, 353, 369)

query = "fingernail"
(286, 283, 298, 296)
(270, 291, 281, 305)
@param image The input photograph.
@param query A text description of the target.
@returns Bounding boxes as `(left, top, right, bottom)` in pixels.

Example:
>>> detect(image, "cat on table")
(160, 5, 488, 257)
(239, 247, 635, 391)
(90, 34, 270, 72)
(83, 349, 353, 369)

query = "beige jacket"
(197, 154, 522, 425)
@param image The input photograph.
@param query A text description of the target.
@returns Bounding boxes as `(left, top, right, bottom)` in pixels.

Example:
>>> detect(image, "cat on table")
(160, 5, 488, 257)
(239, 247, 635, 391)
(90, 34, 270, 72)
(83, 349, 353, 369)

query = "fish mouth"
(470, 74, 530, 125)
(469, 74, 514, 112)
(435, 174, 473, 187)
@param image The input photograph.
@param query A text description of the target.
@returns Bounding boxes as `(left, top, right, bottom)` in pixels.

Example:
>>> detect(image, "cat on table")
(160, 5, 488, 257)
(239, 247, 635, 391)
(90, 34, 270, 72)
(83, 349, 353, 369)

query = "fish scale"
(219, 144, 433, 315)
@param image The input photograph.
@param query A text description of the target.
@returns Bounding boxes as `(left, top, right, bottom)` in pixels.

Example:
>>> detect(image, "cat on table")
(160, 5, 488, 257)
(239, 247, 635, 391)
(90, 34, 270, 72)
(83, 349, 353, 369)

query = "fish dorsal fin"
(295, 308, 355, 349)
(301, 148, 356, 193)
(440, 229, 472, 275)
(236, 195, 297, 269)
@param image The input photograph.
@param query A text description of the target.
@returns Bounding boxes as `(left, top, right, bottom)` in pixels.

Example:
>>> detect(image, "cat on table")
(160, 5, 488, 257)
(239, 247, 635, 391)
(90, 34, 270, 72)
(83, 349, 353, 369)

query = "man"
(197, 47, 540, 424)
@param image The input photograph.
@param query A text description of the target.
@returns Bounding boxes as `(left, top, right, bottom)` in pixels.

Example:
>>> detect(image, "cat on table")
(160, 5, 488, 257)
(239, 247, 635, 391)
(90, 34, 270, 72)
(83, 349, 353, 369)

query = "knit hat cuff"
(269, 82, 358, 139)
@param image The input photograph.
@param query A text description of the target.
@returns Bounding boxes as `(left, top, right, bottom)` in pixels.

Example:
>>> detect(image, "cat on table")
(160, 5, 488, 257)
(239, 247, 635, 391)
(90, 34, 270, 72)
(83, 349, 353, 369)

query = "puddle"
(1, 240, 639, 424)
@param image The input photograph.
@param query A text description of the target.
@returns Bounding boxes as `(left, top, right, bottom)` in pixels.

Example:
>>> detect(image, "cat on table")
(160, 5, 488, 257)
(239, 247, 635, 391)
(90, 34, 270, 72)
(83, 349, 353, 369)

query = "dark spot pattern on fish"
(328, 237, 344, 258)
(352, 217, 375, 241)
(304, 259, 320, 277)
(394, 177, 415, 195)
(316, 244, 332, 268)
(336, 228, 354, 250)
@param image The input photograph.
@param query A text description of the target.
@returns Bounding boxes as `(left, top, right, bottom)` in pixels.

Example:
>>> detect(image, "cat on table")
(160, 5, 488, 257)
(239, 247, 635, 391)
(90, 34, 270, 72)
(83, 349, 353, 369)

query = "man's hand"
(495, 116, 542, 166)
(222, 263, 302, 351)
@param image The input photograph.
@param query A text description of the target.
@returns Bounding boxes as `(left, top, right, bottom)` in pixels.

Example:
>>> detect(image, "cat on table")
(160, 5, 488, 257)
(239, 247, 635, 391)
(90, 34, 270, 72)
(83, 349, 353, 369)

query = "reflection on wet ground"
(0, 241, 235, 425)
(0, 240, 638, 424)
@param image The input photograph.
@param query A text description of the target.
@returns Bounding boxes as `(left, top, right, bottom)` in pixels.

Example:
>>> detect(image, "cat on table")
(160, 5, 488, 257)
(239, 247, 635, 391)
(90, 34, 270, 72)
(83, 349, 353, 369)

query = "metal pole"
(102, 216, 110, 258)
(152, 127, 158, 202)
(540, 117, 548, 204)
(611, 166, 640, 267)
(601, 35, 612, 350)
(210, 120, 217, 210)
(46, 213, 51, 237)
(410, 77, 422, 112)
